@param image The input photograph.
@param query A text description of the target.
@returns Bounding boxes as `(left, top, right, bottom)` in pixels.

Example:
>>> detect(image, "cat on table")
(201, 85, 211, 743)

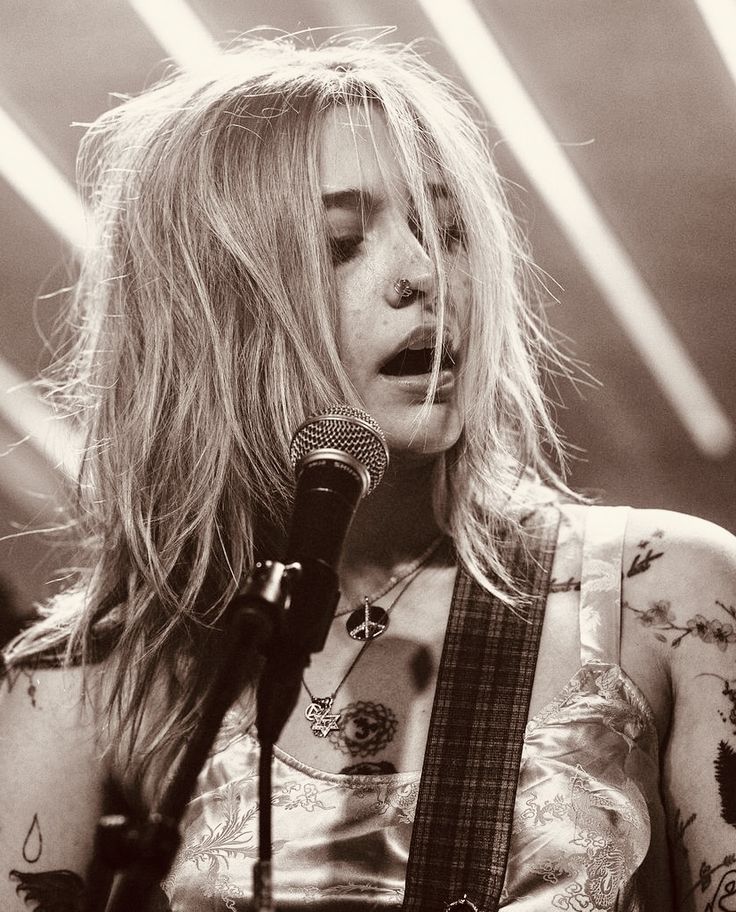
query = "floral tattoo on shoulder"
(625, 599, 736, 651)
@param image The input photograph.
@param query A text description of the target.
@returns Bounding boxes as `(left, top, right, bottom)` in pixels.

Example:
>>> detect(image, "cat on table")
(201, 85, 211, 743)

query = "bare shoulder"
(624, 507, 735, 578)
(620, 508, 736, 667)
(0, 659, 109, 909)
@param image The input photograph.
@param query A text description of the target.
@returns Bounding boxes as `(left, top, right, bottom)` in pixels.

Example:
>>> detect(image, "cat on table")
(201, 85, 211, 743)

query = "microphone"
(287, 404, 389, 568)
(283, 405, 388, 653)
(256, 406, 388, 741)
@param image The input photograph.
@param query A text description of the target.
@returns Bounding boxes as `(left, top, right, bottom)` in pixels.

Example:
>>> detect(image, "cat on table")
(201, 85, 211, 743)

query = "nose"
(387, 225, 436, 309)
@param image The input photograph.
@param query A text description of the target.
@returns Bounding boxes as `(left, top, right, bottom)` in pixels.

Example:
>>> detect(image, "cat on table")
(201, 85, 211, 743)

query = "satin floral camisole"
(161, 506, 671, 910)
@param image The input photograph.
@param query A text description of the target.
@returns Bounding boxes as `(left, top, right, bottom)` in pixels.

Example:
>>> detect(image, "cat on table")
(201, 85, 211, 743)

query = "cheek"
(446, 259, 472, 333)
(455, 270, 471, 298)
(336, 288, 387, 374)
(449, 257, 471, 302)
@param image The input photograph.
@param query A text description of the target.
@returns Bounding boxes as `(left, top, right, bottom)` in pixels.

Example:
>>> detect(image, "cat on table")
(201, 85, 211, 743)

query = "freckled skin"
(319, 106, 468, 458)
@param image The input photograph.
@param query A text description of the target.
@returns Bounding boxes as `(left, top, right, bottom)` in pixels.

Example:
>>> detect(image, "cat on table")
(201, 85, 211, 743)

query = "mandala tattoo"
(327, 700, 398, 757)
(626, 599, 736, 650)
(9, 868, 85, 911)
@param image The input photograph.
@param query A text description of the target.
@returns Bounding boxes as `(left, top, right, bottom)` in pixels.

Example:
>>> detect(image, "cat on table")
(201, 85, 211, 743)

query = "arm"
(625, 510, 736, 911)
(0, 660, 108, 911)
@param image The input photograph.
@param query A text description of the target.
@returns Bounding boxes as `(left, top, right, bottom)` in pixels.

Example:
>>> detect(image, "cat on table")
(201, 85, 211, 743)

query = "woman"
(1, 35, 734, 911)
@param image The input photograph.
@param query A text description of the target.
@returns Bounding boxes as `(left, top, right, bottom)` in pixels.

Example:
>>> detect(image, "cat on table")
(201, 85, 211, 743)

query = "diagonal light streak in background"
(0, 107, 86, 249)
(693, 0, 736, 87)
(126, 0, 221, 71)
(0, 0, 221, 503)
(0, 109, 85, 495)
(0, 0, 222, 503)
(0, 359, 82, 480)
(417, 0, 734, 458)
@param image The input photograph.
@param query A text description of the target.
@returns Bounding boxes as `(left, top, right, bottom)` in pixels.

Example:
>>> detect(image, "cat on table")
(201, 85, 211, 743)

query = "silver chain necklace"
(302, 539, 444, 737)
(335, 535, 445, 641)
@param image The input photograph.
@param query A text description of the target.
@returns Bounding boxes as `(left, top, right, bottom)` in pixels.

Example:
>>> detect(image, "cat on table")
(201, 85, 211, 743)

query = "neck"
(338, 456, 446, 597)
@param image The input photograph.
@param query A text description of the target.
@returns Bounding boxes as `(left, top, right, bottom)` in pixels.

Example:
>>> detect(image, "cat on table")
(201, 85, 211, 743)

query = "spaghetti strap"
(579, 505, 630, 665)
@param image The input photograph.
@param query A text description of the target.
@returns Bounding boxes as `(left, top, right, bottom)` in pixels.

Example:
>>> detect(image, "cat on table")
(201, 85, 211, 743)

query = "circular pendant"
(346, 601, 390, 640)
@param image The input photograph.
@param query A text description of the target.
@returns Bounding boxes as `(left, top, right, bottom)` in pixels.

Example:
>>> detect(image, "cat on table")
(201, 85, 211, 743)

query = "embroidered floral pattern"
(372, 780, 419, 824)
(585, 844, 627, 908)
(165, 741, 417, 908)
(526, 662, 653, 747)
(581, 558, 620, 595)
(164, 507, 661, 911)
(514, 663, 654, 911)
(271, 780, 336, 813)
(520, 792, 569, 826)
(530, 857, 574, 885)
(287, 879, 404, 904)
(552, 881, 597, 910)
(183, 784, 262, 873)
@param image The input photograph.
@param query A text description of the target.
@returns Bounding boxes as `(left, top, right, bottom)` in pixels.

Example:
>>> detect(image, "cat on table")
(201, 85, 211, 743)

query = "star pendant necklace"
(302, 536, 445, 738)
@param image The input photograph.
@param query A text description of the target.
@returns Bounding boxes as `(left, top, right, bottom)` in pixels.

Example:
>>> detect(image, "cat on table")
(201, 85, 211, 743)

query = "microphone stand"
(252, 556, 341, 911)
(91, 560, 298, 912)
(90, 419, 378, 910)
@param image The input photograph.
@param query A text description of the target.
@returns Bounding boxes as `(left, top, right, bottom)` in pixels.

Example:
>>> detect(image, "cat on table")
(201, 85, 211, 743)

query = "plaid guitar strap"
(402, 507, 561, 912)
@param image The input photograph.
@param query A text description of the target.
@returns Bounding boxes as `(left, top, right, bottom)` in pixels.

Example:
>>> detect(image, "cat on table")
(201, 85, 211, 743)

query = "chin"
(377, 402, 463, 463)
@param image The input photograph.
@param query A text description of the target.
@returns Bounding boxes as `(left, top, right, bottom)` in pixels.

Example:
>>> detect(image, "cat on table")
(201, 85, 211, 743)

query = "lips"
(380, 345, 455, 376)
(379, 326, 457, 377)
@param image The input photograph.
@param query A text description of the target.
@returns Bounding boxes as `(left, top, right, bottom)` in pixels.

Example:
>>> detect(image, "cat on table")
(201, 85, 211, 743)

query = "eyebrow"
(321, 189, 378, 213)
(322, 183, 449, 212)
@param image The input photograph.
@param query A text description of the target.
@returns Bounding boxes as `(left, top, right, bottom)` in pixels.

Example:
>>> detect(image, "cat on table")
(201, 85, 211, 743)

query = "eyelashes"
(439, 221, 466, 249)
(329, 221, 465, 266)
(410, 210, 466, 251)
(330, 235, 363, 265)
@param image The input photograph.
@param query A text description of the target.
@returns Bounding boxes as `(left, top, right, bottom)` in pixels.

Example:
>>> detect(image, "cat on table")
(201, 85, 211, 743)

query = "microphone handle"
(257, 455, 365, 742)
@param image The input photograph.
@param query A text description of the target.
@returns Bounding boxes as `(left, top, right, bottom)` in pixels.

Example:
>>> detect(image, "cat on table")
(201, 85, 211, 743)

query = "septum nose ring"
(393, 278, 414, 300)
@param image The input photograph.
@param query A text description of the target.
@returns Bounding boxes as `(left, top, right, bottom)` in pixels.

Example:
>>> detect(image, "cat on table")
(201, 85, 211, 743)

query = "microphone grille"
(289, 406, 389, 495)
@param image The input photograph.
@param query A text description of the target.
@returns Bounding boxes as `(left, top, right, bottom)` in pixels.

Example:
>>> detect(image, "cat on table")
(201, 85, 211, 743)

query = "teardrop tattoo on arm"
(8, 814, 86, 912)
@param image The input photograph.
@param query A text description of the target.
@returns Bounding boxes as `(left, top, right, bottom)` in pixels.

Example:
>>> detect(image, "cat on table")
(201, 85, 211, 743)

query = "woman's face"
(318, 106, 468, 461)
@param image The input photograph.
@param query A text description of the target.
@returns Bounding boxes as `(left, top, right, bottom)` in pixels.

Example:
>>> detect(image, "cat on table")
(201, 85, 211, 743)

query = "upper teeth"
(407, 331, 437, 351)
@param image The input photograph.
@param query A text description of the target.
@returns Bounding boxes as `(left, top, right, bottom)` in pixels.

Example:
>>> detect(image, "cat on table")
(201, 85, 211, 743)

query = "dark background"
(1, 0, 734, 637)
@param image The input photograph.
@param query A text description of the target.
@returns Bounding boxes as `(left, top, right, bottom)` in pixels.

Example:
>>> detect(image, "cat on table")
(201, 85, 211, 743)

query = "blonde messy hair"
(6, 34, 569, 786)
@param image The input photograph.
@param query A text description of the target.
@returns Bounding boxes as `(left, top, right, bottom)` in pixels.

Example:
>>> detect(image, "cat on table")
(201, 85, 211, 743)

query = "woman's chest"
(272, 527, 672, 774)
(276, 563, 457, 775)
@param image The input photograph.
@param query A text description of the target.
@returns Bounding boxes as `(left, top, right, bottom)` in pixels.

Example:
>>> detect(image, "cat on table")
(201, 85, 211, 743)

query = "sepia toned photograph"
(1, 2, 735, 909)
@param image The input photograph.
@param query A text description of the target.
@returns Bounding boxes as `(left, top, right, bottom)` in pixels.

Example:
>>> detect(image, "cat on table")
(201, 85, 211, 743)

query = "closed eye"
(440, 221, 465, 249)
(408, 213, 465, 251)
(330, 235, 363, 265)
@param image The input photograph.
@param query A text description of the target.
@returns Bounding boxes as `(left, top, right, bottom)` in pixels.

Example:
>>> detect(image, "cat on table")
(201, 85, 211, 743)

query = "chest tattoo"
(327, 700, 398, 757)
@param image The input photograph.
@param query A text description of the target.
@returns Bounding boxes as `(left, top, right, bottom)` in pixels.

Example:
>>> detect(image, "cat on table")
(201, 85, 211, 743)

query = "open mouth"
(379, 344, 456, 377)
